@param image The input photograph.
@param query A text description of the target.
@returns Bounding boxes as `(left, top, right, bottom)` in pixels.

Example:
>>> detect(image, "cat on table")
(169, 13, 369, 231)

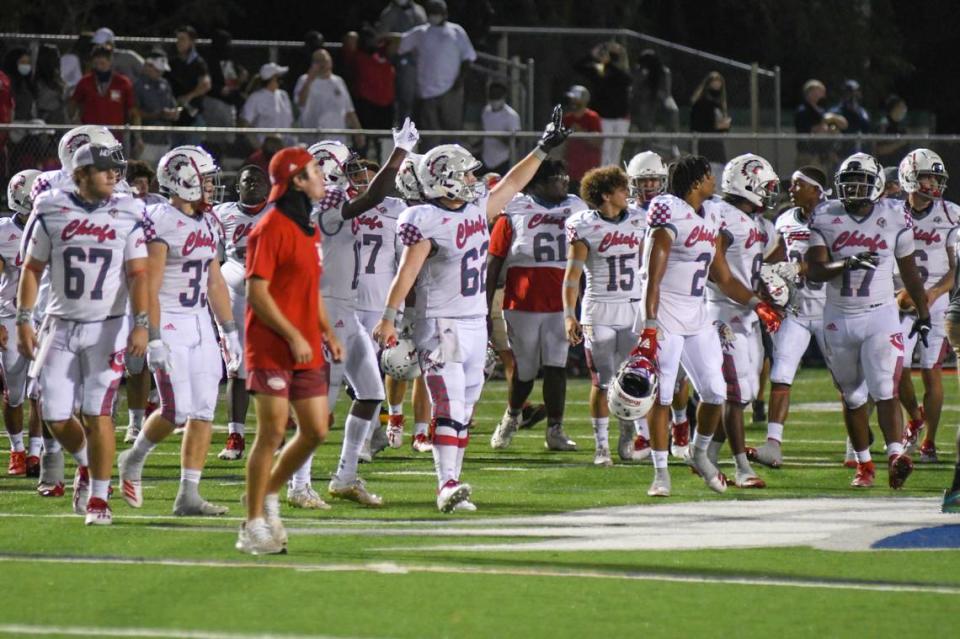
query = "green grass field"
(1, 368, 958, 639)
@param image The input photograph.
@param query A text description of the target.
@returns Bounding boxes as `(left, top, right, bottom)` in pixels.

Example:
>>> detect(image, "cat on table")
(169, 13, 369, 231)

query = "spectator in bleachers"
(240, 63, 294, 145)
(244, 134, 283, 174)
(70, 45, 140, 131)
(480, 81, 520, 174)
(561, 84, 601, 189)
(126, 159, 166, 204)
(689, 70, 731, 172)
(341, 27, 396, 157)
(167, 25, 212, 133)
(60, 33, 93, 93)
(282, 31, 324, 100)
(0, 68, 12, 160)
(377, 0, 426, 124)
(3, 48, 37, 120)
(882, 166, 903, 199)
(34, 44, 67, 124)
(632, 49, 679, 134)
(295, 48, 363, 147)
(794, 79, 847, 169)
(876, 94, 909, 167)
(135, 50, 180, 166)
(394, 0, 476, 136)
(204, 29, 249, 127)
(575, 42, 632, 167)
(91, 27, 144, 81)
(830, 79, 871, 134)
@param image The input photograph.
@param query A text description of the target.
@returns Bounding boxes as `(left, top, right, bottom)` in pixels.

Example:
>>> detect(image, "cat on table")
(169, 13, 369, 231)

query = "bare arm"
(486, 151, 544, 222)
(562, 240, 588, 344)
(708, 236, 757, 305)
(927, 244, 956, 302)
(341, 146, 407, 219)
(805, 245, 848, 282)
(898, 253, 931, 319)
(145, 243, 168, 335)
(206, 259, 233, 325)
(15, 259, 45, 360)
(384, 240, 431, 311)
(125, 256, 150, 357)
(764, 234, 787, 264)
(643, 229, 672, 322)
(485, 254, 506, 318)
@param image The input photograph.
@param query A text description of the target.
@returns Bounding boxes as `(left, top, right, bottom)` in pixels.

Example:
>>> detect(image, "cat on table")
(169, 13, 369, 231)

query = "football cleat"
(843, 438, 858, 468)
(690, 450, 727, 493)
(647, 472, 671, 497)
(25, 455, 40, 478)
(942, 489, 960, 514)
(328, 474, 383, 507)
(287, 484, 331, 510)
(117, 449, 143, 508)
(670, 421, 690, 458)
(452, 499, 477, 512)
(123, 425, 140, 444)
(902, 418, 924, 455)
(369, 424, 389, 457)
(7, 450, 26, 476)
(734, 470, 767, 489)
(236, 519, 286, 555)
(632, 435, 652, 461)
(218, 433, 245, 461)
(173, 492, 229, 516)
(518, 403, 547, 430)
(617, 422, 636, 461)
(436, 479, 471, 513)
(411, 432, 433, 453)
(490, 410, 520, 449)
(747, 440, 783, 468)
(358, 439, 373, 463)
(851, 461, 876, 488)
(173, 426, 185, 436)
(84, 497, 112, 526)
(387, 415, 405, 449)
(72, 466, 90, 515)
(593, 444, 613, 467)
(888, 454, 914, 490)
(919, 440, 939, 463)
(545, 424, 577, 451)
(37, 481, 65, 497)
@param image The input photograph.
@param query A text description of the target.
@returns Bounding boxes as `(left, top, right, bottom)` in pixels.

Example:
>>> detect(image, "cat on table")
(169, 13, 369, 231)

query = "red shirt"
(562, 109, 602, 182)
(71, 72, 136, 126)
(488, 215, 565, 313)
(342, 47, 396, 107)
(0, 71, 12, 148)
(244, 208, 325, 371)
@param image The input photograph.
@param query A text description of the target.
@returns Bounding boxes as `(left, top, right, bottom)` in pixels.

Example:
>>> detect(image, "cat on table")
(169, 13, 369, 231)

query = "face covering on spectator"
(18, 64, 31, 76)
(490, 99, 505, 110)
(95, 68, 112, 83)
(428, 14, 444, 25)
(394, 0, 410, 5)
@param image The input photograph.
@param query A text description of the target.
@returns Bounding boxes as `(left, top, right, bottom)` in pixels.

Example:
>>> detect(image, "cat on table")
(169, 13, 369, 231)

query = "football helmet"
(899, 148, 948, 200)
(758, 263, 795, 310)
(157, 146, 221, 206)
(308, 140, 361, 190)
(607, 355, 658, 421)
(58, 125, 124, 173)
(7, 169, 41, 215)
(484, 343, 500, 379)
(417, 144, 485, 202)
(380, 338, 421, 381)
(625, 151, 667, 203)
(395, 153, 424, 201)
(721, 153, 780, 209)
(835, 152, 884, 210)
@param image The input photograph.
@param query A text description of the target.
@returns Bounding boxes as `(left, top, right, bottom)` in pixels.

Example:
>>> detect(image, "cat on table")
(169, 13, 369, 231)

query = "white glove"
(224, 329, 243, 374)
(772, 261, 801, 283)
(147, 339, 172, 373)
(392, 117, 420, 153)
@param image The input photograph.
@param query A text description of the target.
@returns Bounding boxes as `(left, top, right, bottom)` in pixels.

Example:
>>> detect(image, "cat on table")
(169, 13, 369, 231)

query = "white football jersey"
(398, 197, 490, 319)
(214, 201, 269, 266)
(907, 199, 959, 291)
(705, 198, 768, 328)
(808, 198, 914, 315)
(0, 215, 26, 317)
(144, 202, 223, 315)
(565, 207, 645, 322)
(27, 190, 147, 321)
(775, 206, 826, 318)
(315, 187, 361, 305)
(356, 196, 405, 312)
(503, 193, 588, 270)
(31, 169, 131, 202)
(642, 193, 721, 335)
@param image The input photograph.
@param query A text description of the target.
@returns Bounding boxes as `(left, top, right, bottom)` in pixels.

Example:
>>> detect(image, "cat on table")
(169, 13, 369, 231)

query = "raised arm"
(341, 118, 419, 219)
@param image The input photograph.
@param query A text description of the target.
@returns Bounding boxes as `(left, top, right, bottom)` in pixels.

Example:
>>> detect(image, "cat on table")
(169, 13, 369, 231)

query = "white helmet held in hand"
(417, 144, 485, 202)
(721, 153, 780, 209)
(607, 355, 658, 421)
(625, 151, 667, 203)
(7, 169, 41, 215)
(396, 153, 424, 201)
(484, 343, 500, 379)
(308, 140, 361, 190)
(759, 263, 794, 309)
(158, 146, 220, 204)
(58, 125, 124, 173)
(899, 148, 948, 200)
(835, 152, 885, 210)
(380, 337, 421, 381)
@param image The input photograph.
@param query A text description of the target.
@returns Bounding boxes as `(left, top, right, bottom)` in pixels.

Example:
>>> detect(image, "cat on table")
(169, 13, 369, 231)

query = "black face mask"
(94, 68, 112, 83)
(707, 87, 722, 99)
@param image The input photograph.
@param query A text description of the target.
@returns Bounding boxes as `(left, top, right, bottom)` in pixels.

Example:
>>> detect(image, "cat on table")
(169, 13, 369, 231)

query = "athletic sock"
(8, 432, 24, 452)
(433, 420, 460, 487)
(127, 431, 157, 467)
(707, 440, 723, 461)
(652, 449, 668, 469)
(128, 409, 145, 431)
(454, 429, 469, 480)
(414, 422, 428, 436)
(885, 441, 904, 459)
(72, 445, 88, 467)
(43, 437, 61, 454)
(181, 468, 202, 484)
(734, 452, 753, 474)
(291, 452, 313, 490)
(264, 492, 280, 519)
(227, 422, 245, 437)
(636, 417, 650, 439)
(90, 479, 110, 501)
(693, 432, 713, 452)
(388, 403, 403, 416)
(337, 414, 369, 482)
(28, 436, 42, 457)
(671, 408, 687, 425)
(855, 448, 872, 464)
(592, 417, 610, 448)
(766, 422, 784, 443)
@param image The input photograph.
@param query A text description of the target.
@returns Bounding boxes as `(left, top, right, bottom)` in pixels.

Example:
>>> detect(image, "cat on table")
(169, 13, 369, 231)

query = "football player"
(2, 170, 41, 477)
(562, 166, 645, 466)
(374, 106, 570, 512)
(31, 125, 131, 202)
(17, 143, 150, 525)
(943, 233, 960, 512)
(806, 152, 930, 489)
(703, 154, 781, 488)
(895, 149, 957, 463)
(213, 165, 271, 462)
(118, 146, 239, 516)
(487, 159, 587, 452)
(749, 166, 830, 468)
(636, 155, 782, 497)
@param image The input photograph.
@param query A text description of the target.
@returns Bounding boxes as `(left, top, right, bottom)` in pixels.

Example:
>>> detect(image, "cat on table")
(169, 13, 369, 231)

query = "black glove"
(537, 104, 571, 153)
(843, 251, 879, 271)
(909, 315, 932, 347)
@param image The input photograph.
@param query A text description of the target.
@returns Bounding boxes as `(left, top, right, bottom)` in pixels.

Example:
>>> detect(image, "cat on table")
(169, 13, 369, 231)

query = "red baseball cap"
(268, 147, 315, 203)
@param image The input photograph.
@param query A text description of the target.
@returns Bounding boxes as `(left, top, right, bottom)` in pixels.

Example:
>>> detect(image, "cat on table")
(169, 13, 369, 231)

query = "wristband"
(563, 280, 579, 289)
(533, 147, 548, 161)
(134, 312, 149, 329)
(747, 296, 761, 310)
(149, 325, 161, 340)
(563, 308, 577, 319)
(219, 320, 237, 333)
(643, 318, 659, 330)
(15, 307, 33, 326)
(381, 306, 399, 322)
(568, 259, 585, 270)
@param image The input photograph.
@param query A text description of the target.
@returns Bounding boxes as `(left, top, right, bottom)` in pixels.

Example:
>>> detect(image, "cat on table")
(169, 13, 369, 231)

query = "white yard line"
(0, 624, 361, 639)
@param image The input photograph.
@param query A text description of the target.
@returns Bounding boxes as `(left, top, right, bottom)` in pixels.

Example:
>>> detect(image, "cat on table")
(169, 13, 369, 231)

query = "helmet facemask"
(837, 170, 880, 212)
(628, 176, 665, 204)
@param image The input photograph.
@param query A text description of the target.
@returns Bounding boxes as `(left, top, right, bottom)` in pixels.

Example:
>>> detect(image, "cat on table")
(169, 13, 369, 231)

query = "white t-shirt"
(295, 74, 355, 143)
(398, 22, 477, 99)
(481, 103, 521, 169)
(241, 88, 294, 142)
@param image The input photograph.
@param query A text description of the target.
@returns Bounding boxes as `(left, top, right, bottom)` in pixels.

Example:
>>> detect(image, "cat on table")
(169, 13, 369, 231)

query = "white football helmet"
(759, 263, 795, 310)
(835, 152, 885, 209)
(625, 151, 667, 203)
(157, 146, 221, 205)
(308, 140, 361, 190)
(484, 343, 500, 379)
(7, 169, 41, 215)
(380, 337, 421, 381)
(58, 125, 124, 173)
(899, 148, 948, 200)
(396, 153, 424, 201)
(721, 153, 780, 209)
(417, 144, 485, 202)
(607, 355, 658, 421)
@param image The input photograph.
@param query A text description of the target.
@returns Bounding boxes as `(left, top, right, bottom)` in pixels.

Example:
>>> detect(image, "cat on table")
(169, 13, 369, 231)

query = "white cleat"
(691, 451, 728, 494)
(411, 432, 433, 453)
(436, 480, 471, 513)
(747, 441, 783, 468)
(733, 470, 766, 488)
(386, 416, 404, 449)
(236, 518, 286, 555)
(490, 410, 520, 449)
(72, 466, 90, 516)
(647, 472, 671, 497)
(328, 474, 383, 507)
(287, 484, 331, 510)
(117, 450, 143, 508)
(358, 440, 373, 464)
(545, 424, 577, 451)
(452, 499, 477, 512)
(84, 498, 112, 526)
(123, 425, 140, 444)
(593, 445, 613, 467)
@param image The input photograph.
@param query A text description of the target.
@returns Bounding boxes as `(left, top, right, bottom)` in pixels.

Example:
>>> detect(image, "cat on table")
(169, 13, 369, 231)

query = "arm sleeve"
(397, 28, 420, 56)
(457, 27, 477, 62)
(27, 217, 51, 263)
(487, 215, 513, 258)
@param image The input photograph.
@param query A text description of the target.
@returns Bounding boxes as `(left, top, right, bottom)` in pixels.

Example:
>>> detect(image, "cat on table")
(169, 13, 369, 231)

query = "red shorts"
(246, 365, 329, 400)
